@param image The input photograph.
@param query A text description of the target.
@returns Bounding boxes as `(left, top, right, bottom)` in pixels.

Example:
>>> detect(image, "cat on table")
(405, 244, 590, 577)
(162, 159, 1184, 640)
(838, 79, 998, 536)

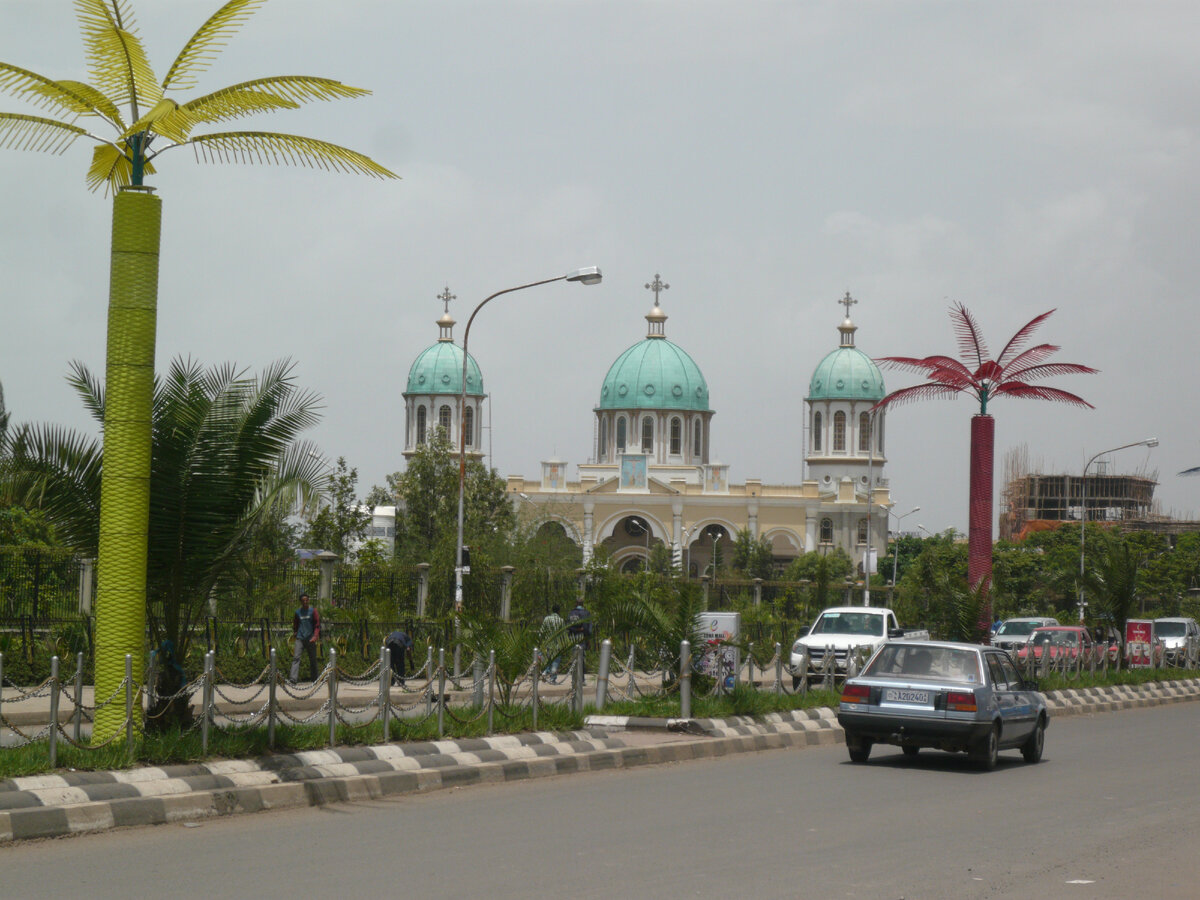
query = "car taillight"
(841, 683, 870, 704)
(946, 690, 977, 712)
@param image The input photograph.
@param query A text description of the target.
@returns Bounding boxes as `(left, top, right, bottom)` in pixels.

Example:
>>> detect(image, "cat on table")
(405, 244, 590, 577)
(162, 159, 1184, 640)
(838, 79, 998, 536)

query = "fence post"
(78, 557, 96, 616)
(473, 654, 484, 709)
(380, 645, 391, 743)
(49, 656, 60, 769)
(125, 654, 134, 757)
(201, 652, 211, 756)
(425, 645, 435, 719)
(595, 639, 612, 710)
(500, 566, 514, 622)
(775, 642, 783, 697)
(531, 647, 540, 732)
(268, 648, 277, 750)
(328, 647, 338, 747)
(146, 650, 157, 715)
(0, 654, 4, 731)
(487, 649, 496, 735)
(437, 647, 446, 738)
(74, 652, 84, 742)
(573, 643, 585, 715)
(747, 641, 754, 688)
(680, 640, 692, 720)
(416, 562, 430, 617)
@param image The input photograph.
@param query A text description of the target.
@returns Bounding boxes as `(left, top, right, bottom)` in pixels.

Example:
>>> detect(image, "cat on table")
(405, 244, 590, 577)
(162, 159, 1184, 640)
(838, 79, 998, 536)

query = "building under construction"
(999, 446, 1159, 541)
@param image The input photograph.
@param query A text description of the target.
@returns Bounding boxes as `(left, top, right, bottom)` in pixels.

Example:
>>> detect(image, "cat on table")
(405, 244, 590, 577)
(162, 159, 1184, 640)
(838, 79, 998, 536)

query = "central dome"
(597, 304, 709, 411)
(808, 315, 885, 401)
(406, 341, 483, 397)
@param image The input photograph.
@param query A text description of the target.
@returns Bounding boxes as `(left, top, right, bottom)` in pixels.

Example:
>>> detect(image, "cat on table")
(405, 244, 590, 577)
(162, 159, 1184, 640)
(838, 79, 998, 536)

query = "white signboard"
(695, 612, 740, 688)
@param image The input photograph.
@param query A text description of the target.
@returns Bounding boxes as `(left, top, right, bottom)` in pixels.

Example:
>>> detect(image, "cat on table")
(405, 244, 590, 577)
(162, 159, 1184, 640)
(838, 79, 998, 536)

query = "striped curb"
(2, 680, 1198, 843)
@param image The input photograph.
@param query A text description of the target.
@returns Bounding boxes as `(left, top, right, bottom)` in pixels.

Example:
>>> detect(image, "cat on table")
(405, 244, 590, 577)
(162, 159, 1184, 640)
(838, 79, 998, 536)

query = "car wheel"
(1021, 717, 1045, 763)
(971, 724, 1000, 771)
(846, 736, 872, 763)
(902, 745, 920, 758)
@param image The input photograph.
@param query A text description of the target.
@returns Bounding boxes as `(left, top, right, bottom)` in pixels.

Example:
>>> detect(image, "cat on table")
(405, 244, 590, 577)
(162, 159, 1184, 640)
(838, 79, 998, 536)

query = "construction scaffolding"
(1000, 445, 1159, 541)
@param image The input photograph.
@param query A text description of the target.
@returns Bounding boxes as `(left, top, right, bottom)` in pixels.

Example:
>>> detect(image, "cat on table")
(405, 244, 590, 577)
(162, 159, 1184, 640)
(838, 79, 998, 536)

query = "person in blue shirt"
(289, 593, 321, 682)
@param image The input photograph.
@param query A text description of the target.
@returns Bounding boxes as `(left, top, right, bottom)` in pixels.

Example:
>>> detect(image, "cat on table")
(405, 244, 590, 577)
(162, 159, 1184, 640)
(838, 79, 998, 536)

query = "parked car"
(992, 616, 1060, 653)
(1153, 617, 1200, 652)
(1016, 626, 1094, 662)
(837, 640, 1047, 770)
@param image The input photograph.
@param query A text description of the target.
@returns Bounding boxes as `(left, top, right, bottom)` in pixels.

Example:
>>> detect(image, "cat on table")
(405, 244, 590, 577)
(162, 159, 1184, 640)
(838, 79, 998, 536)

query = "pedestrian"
(386, 628, 415, 686)
(289, 593, 321, 683)
(567, 599, 592, 644)
(541, 605, 564, 682)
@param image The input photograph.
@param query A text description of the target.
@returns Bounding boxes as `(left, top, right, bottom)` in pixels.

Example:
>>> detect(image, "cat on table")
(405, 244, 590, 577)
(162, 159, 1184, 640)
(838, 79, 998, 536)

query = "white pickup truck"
(790, 606, 931, 685)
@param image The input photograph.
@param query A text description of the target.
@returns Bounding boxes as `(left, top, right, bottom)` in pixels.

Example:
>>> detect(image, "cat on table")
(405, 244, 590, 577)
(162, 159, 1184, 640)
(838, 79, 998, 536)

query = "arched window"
(878, 415, 885, 454)
(642, 416, 653, 452)
(616, 417, 626, 452)
(599, 417, 608, 460)
(859, 412, 870, 452)
(857, 519, 869, 545)
(439, 405, 452, 436)
(464, 406, 474, 447)
(813, 412, 822, 452)
(820, 517, 833, 544)
(416, 406, 426, 445)
(670, 417, 682, 455)
(833, 411, 846, 452)
(694, 420, 702, 457)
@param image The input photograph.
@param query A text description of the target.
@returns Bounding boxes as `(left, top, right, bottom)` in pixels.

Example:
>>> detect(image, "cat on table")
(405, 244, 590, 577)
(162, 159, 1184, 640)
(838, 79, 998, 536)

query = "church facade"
(403, 280, 894, 577)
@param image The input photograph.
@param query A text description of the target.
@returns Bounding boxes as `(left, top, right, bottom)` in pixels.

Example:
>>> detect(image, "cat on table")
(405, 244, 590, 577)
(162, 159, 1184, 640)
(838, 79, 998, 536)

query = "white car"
(1153, 617, 1200, 651)
(992, 617, 1059, 654)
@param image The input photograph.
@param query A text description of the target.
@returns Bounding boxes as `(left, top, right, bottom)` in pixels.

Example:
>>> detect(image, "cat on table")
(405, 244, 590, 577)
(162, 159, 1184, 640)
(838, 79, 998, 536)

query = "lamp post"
(1078, 437, 1158, 622)
(863, 408, 880, 606)
(454, 267, 602, 612)
(629, 516, 651, 571)
(887, 505, 920, 595)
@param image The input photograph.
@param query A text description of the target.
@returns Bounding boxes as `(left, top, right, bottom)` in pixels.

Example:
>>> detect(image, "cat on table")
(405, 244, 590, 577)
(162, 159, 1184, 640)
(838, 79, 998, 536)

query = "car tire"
(846, 736, 872, 763)
(971, 724, 1000, 771)
(1021, 717, 1045, 763)
(902, 745, 920, 758)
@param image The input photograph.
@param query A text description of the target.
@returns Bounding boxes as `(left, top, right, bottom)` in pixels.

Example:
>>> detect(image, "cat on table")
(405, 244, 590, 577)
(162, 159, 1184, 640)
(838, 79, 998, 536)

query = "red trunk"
(969, 414, 993, 642)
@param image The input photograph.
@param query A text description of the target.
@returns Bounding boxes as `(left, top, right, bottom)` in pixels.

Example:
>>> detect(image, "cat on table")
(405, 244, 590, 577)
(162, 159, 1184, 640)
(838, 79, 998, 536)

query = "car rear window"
(863, 645, 980, 682)
(996, 621, 1038, 636)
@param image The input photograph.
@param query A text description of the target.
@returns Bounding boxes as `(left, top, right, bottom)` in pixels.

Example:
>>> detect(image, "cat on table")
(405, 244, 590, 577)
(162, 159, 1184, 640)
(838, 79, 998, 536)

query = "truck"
(789, 606, 931, 687)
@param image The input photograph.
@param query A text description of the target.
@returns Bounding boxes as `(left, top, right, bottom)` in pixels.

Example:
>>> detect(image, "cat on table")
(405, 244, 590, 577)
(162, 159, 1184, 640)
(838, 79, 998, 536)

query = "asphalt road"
(4, 703, 1200, 898)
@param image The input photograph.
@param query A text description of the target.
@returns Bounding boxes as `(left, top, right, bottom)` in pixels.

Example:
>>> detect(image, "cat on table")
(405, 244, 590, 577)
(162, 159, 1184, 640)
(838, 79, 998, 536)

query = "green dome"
(808, 346, 885, 401)
(406, 341, 484, 397)
(598, 337, 710, 411)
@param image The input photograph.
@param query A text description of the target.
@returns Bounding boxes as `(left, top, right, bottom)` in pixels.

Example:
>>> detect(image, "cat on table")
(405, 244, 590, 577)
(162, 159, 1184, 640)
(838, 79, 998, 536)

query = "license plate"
(884, 688, 931, 705)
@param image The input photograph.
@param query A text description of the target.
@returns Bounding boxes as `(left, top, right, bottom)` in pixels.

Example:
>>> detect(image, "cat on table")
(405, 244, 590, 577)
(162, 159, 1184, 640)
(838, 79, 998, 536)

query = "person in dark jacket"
(289, 593, 321, 682)
(386, 629, 415, 686)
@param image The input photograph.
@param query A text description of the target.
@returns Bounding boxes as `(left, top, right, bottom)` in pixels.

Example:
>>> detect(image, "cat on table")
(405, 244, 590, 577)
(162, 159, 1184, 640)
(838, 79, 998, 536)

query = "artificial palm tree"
(875, 303, 1095, 640)
(1, 0, 395, 737)
(2, 357, 325, 729)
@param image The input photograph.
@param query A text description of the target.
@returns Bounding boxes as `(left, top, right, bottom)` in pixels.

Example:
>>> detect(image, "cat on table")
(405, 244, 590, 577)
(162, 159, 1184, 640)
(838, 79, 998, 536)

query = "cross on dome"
(438, 285, 456, 314)
(645, 273, 670, 305)
(436, 285, 457, 342)
(840, 290, 858, 318)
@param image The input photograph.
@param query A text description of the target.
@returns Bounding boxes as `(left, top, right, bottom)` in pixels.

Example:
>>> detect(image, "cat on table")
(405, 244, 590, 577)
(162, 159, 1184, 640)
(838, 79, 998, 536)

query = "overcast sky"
(3, 0, 1198, 536)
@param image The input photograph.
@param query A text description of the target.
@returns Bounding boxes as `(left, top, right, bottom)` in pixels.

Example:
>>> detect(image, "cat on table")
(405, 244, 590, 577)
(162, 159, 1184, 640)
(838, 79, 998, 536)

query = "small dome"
(808, 346, 885, 401)
(406, 341, 484, 397)
(598, 337, 709, 411)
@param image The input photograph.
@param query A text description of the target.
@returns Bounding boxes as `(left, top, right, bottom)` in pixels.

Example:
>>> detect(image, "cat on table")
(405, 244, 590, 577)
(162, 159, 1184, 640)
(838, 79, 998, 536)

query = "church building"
(403, 279, 894, 577)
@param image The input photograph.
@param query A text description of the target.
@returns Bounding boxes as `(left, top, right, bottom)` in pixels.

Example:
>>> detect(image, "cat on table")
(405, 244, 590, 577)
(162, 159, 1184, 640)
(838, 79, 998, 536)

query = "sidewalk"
(3, 680, 1199, 844)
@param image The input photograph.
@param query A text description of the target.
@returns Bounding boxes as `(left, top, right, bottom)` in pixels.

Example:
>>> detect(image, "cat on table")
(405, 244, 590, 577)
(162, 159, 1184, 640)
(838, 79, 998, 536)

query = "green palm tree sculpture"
(1, 0, 396, 739)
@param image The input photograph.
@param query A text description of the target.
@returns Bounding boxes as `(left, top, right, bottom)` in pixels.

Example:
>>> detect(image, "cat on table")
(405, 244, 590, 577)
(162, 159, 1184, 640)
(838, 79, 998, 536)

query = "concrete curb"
(2, 680, 1197, 844)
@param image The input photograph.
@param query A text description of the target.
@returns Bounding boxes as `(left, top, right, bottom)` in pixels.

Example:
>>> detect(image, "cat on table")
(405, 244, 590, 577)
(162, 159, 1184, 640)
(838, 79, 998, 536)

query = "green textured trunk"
(92, 188, 161, 741)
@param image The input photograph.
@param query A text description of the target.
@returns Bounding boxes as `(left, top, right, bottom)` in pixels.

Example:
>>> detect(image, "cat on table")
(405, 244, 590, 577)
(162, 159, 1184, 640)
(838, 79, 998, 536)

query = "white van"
(993, 616, 1060, 653)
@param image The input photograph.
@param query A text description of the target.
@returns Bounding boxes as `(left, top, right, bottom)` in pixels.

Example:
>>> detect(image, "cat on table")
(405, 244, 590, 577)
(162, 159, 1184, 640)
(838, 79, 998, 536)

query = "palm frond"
(875, 381, 965, 410)
(1002, 361, 1100, 384)
(950, 302, 989, 369)
(168, 89, 296, 138)
(995, 308, 1055, 367)
(1178, 466, 1200, 477)
(66, 360, 106, 426)
(175, 77, 370, 135)
(876, 355, 973, 381)
(995, 383, 1094, 408)
(75, 0, 160, 111)
(0, 63, 119, 125)
(0, 113, 89, 154)
(184, 131, 398, 178)
(121, 96, 181, 140)
(161, 0, 267, 91)
(994, 343, 1060, 376)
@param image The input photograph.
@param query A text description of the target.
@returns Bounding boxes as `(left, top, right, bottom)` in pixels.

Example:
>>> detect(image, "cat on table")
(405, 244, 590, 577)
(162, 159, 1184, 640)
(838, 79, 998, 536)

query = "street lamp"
(454, 267, 602, 612)
(1078, 437, 1158, 622)
(887, 505, 920, 592)
(864, 407, 881, 606)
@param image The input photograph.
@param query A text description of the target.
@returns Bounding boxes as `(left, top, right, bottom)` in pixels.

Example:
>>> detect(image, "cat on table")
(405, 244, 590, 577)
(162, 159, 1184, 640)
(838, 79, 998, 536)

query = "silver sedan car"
(837, 641, 1047, 769)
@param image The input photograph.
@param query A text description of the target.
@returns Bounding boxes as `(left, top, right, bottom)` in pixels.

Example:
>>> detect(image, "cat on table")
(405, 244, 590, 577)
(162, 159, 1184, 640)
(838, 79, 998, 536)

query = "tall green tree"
(731, 528, 775, 580)
(302, 456, 370, 560)
(0, 0, 395, 738)
(2, 358, 324, 729)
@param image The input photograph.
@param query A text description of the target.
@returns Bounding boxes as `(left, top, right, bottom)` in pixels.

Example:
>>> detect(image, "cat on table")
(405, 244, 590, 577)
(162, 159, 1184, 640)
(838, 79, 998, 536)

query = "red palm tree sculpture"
(875, 303, 1096, 641)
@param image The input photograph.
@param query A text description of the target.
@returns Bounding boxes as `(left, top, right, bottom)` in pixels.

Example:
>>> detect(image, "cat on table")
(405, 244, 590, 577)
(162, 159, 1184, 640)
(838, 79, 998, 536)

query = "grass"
(4, 667, 1199, 780)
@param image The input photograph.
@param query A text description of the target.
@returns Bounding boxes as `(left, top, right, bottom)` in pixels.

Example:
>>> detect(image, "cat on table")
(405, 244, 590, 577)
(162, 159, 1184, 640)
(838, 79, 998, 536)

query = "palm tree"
(1082, 531, 1147, 643)
(875, 303, 1095, 640)
(2, 357, 325, 729)
(1, 1, 395, 737)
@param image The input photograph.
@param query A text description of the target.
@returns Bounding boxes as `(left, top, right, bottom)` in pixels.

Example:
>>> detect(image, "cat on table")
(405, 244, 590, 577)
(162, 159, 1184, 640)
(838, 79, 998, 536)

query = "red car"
(1016, 626, 1095, 662)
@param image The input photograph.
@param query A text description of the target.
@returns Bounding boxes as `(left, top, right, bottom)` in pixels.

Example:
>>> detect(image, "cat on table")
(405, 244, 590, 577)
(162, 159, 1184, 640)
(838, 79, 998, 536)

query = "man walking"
(290, 593, 321, 682)
(541, 605, 564, 682)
